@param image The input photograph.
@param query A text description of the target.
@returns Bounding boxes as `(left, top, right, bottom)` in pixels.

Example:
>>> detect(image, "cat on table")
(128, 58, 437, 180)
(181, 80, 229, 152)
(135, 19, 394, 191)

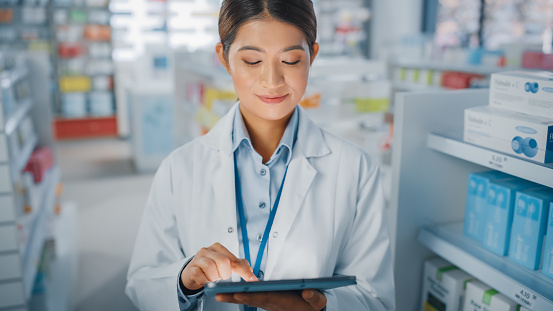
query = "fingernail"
(249, 276, 258, 282)
(305, 290, 314, 299)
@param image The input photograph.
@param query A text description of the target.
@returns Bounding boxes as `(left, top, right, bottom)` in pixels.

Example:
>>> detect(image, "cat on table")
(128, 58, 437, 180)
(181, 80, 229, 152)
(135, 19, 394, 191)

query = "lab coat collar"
(201, 102, 331, 159)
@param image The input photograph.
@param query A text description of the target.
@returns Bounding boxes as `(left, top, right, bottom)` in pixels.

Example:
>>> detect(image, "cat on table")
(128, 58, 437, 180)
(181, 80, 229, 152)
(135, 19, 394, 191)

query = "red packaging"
(441, 71, 484, 89)
(23, 147, 54, 183)
(521, 51, 543, 69)
(541, 53, 553, 70)
(58, 43, 83, 59)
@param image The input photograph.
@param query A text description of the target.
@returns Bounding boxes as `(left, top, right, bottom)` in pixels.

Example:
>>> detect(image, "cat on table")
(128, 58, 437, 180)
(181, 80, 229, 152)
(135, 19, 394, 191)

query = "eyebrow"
(237, 45, 305, 53)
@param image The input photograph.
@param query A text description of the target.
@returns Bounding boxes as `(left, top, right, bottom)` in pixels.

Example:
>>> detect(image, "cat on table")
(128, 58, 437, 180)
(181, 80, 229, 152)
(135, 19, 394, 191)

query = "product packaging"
(421, 258, 473, 311)
(464, 106, 553, 163)
(509, 188, 553, 270)
(465, 170, 512, 242)
(463, 280, 518, 311)
(88, 91, 113, 116)
(489, 71, 553, 119)
(482, 179, 540, 256)
(541, 202, 553, 279)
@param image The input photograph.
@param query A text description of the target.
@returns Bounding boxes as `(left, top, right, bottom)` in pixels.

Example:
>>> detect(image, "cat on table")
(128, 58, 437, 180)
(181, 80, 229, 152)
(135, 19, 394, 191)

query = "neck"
(239, 107, 293, 164)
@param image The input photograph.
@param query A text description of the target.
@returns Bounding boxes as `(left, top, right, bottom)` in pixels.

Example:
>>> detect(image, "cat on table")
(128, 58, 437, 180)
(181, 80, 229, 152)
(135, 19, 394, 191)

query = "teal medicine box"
(509, 188, 553, 270)
(542, 202, 553, 279)
(464, 170, 512, 242)
(482, 179, 539, 256)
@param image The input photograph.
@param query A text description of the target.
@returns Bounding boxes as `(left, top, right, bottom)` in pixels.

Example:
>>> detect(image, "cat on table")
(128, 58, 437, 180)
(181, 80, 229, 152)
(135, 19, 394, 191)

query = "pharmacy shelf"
(419, 222, 553, 310)
(391, 81, 444, 92)
(3, 98, 33, 136)
(427, 133, 553, 188)
(21, 166, 60, 299)
(0, 67, 29, 90)
(390, 59, 515, 75)
(16, 134, 38, 174)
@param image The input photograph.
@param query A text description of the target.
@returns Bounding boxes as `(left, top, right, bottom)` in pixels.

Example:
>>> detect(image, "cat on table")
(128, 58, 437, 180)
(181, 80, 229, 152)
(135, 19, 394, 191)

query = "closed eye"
(283, 60, 300, 65)
(243, 60, 261, 66)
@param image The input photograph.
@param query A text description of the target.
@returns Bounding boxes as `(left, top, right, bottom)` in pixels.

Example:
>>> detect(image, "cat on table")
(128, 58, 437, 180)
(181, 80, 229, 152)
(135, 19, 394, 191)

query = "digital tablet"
(204, 275, 356, 297)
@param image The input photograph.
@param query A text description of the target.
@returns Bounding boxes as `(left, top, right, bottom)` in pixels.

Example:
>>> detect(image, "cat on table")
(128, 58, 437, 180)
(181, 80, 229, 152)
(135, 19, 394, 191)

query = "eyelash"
(242, 60, 300, 66)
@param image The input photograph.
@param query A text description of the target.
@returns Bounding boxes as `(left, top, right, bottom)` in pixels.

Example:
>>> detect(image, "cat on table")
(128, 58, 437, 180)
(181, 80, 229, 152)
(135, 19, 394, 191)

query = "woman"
(126, 0, 395, 310)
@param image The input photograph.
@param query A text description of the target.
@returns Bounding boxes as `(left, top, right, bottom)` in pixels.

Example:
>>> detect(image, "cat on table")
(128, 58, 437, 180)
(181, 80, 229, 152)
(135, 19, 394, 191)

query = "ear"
(216, 42, 231, 74)
(309, 42, 319, 66)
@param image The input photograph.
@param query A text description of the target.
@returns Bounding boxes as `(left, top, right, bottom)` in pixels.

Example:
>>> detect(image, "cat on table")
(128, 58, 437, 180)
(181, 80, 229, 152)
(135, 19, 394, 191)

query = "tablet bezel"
(204, 275, 356, 297)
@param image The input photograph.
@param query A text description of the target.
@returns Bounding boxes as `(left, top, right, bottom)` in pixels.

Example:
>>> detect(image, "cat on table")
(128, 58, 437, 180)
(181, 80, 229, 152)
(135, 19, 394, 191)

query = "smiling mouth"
(257, 94, 288, 104)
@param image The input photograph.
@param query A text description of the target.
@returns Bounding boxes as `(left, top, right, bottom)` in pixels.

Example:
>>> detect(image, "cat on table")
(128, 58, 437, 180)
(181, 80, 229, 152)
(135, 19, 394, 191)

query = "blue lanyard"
(234, 159, 288, 280)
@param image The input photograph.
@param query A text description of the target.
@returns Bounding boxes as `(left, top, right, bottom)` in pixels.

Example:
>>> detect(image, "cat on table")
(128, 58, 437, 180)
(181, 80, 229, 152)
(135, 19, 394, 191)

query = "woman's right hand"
(181, 242, 259, 291)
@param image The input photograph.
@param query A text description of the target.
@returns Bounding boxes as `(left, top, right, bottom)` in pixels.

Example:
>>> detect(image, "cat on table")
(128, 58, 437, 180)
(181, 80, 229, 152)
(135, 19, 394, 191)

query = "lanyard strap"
(234, 160, 288, 278)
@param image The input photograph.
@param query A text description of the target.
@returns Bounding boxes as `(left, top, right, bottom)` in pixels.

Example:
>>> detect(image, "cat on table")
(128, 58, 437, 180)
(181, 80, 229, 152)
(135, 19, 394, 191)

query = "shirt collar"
(232, 103, 299, 166)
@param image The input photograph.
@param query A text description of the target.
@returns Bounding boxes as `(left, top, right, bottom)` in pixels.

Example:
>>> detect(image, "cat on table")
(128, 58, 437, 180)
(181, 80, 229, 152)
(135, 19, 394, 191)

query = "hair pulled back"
(218, 0, 317, 60)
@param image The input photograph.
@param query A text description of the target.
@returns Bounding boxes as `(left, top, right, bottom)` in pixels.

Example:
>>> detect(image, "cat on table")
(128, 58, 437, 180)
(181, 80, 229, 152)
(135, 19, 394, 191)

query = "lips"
(257, 94, 288, 104)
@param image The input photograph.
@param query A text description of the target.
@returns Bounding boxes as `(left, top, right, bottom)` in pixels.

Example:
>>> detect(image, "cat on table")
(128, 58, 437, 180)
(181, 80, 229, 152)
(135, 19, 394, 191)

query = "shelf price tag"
(488, 153, 508, 170)
(511, 287, 539, 310)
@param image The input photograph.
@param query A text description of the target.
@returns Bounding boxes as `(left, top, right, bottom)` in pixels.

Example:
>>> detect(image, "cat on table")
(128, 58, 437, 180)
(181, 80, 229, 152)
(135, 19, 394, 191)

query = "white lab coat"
(126, 103, 395, 311)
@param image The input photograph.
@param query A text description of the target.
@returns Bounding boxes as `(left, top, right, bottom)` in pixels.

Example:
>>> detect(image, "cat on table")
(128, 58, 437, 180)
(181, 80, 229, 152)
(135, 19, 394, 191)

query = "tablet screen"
(204, 275, 356, 296)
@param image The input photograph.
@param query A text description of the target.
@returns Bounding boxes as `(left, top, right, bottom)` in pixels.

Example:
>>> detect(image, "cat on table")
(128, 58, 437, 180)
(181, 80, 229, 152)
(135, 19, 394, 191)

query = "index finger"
(210, 243, 258, 282)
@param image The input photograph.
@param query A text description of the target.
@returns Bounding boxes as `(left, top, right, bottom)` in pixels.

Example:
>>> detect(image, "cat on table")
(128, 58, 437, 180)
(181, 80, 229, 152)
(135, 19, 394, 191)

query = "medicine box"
(421, 258, 473, 311)
(464, 106, 553, 163)
(542, 202, 553, 279)
(482, 179, 540, 256)
(465, 171, 512, 242)
(509, 188, 553, 270)
(462, 280, 518, 311)
(489, 71, 553, 119)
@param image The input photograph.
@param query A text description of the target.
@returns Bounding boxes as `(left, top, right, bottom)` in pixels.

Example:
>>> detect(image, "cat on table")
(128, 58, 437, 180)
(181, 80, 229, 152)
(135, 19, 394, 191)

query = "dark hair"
(218, 0, 317, 61)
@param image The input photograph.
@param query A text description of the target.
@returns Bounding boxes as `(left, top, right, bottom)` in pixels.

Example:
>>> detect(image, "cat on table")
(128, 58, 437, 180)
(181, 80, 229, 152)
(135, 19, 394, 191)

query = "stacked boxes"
(482, 179, 540, 256)
(542, 202, 553, 278)
(509, 188, 553, 270)
(420, 258, 473, 311)
(464, 70, 553, 163)
(462, 281, 518, 311)
(464, 171, 511, 242)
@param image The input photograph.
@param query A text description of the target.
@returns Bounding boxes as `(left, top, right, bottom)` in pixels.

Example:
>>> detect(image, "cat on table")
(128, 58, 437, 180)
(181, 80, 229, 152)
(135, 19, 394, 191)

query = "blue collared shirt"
(232, 104, 299, 280)
(177, 104, 299, 310)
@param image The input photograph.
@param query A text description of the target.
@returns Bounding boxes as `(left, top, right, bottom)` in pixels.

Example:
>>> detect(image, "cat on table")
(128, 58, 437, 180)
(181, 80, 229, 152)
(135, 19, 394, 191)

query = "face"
(216, 18, 319, 125)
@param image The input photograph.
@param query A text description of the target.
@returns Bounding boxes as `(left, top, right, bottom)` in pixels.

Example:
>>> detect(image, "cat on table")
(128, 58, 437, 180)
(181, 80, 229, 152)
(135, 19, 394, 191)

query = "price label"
(512, 287, 539, 310)
(488, 153, 508, 169)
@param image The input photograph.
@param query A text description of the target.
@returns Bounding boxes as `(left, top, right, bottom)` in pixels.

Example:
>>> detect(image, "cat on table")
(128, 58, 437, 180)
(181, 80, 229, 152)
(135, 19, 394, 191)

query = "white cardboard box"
(421, 257, 474, 311)
(489, 71, 553, 119)
(463, 280, 519, 311)
(464, 106, 553, 163)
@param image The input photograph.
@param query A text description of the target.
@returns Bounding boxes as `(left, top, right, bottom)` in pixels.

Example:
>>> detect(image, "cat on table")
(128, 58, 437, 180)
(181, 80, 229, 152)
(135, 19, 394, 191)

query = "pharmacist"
(125, 0, 395, 310)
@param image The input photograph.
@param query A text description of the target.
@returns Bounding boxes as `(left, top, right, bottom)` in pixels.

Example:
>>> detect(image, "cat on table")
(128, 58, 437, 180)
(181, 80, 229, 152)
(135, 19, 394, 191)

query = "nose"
(259, 60, 285, 88)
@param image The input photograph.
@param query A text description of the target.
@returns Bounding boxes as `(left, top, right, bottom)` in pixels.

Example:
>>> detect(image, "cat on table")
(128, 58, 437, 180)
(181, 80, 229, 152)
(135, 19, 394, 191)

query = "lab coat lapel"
(265, 147, 317, 279)
(204, 103, 242, 281)
(264, 106, 329, 279)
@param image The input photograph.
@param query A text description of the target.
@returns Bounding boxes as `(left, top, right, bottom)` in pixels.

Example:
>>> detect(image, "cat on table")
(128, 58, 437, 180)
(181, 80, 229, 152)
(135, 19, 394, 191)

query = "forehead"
(231, 19, 308, 52)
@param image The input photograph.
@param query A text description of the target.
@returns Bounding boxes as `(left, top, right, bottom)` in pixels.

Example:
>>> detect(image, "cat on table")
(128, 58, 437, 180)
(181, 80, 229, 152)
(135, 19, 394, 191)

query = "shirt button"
(258, 270, 264, 279)
(260, 168, 266, 176)
(273, 232, 279, 238)
(228, 226, 234, 233)
(259, 202, 266, 209)
(257, 234, 263, 242)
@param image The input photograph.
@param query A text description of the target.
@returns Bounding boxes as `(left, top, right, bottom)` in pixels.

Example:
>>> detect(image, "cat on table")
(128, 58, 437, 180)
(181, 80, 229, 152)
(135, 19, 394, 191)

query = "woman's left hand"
(215, 289, 327, 311)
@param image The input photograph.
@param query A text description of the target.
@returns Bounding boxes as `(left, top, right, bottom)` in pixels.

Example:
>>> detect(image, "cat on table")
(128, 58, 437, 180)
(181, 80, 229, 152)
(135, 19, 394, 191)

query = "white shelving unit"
(0, 54, 66, 311)
(389, 88, 553, 310)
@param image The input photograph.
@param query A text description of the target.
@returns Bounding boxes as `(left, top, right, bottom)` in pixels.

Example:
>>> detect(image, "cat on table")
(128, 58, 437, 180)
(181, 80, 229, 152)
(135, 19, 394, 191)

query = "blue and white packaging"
(482, 179, 539, 256)
(464, 106, 553, 163)
(464, 170, 512, 242)
(509, 188, 553, 270)
(489, 71, 553, 119)
(542, 202, 553, 279)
